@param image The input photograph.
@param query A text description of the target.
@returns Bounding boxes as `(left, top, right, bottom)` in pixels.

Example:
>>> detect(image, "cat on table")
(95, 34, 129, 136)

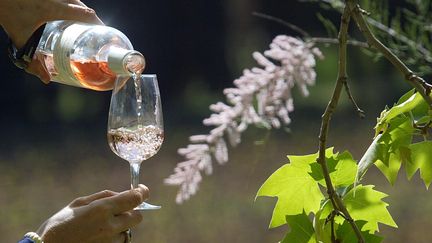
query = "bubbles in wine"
(108, 125, 164, 163)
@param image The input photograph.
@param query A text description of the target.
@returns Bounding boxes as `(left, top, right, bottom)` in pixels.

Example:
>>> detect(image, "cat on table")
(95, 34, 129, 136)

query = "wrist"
(19, 232, 44, 243)
(0, 0, 43, 48)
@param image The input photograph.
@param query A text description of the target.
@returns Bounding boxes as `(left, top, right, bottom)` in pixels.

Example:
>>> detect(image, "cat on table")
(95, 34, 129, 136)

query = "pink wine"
(71, 60, 117, 91)
(108, 125, 164, 163)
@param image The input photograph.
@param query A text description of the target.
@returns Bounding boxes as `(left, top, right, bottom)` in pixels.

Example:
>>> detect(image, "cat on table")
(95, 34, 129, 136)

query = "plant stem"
(310, 37, 369, 49)
(252, 12, 311, 37)
(365, 17, 432, 64)
(346, 0, 432, 108)
(317, 5, 365, 243)
(342, 77, 365, 118)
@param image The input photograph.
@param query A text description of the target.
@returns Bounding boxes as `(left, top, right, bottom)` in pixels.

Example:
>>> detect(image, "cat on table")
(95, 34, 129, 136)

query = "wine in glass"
(107, 74, 163, 210)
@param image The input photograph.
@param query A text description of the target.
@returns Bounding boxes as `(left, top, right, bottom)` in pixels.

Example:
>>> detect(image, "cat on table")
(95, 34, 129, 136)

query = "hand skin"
(0, 0, 103, 83)
(35, 185, 149, 243)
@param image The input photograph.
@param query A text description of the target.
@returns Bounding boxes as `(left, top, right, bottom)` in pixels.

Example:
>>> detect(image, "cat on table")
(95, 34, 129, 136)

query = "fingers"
(70, 190, 118, 207)
(26, 59, 51, 84)
(44, 2, 103, 25)
(112, 211, 143, 232)
(66, 0, 87, 7)
(86, 233, 126, 243)
(113, 232, 127, 243)
(103, 185, 149, 214)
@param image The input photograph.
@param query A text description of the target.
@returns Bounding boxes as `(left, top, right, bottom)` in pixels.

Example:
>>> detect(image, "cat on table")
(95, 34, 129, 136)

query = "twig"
(309, 37, 369, 49)
(330, 213, 337, 243)
(316, 5, 365, 243)
(366, 17, 432, 64)
(342, 78, 365, 118)
(347, 1, 432, 108)
(252, 11, 371, 50)
(252, 12, 311, 37)
(325, 210, 339, 243)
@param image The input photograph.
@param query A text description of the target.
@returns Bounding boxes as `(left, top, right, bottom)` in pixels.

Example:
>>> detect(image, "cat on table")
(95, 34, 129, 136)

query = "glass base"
(134, 202, 161, 210)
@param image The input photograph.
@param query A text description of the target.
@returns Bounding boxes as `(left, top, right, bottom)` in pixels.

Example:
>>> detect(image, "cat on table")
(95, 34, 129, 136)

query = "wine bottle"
(36, 21, 145, 91)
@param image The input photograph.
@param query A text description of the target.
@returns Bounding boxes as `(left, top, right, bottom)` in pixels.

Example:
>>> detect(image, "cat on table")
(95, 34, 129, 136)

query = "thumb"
(46, 3, 103, 25)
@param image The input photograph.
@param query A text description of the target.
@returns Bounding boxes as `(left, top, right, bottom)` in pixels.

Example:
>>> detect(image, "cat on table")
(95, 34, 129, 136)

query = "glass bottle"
(36, 21, 145, 91)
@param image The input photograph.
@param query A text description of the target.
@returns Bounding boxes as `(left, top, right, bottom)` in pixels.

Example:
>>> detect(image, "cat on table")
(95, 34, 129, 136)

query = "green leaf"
(343, 185, 397, 232)
(374, 116, 414, 184)
(256, 150, 327, 228)
(281, 212, 316, 243)
(396, 89, 416, 105)
(407, 141, 432, 188)
(403, 146, 416, 180)
(314, 207, 333, 243)
(380, 116, 414, 154)
(356, 134, 383, 183)
(375, 152, 402, 185)
(375, 92, 423, 136)
(310, 151, 357, 188)
(320, 185, 397, 233)
(415, 115, 431, 125)
(337, 221, 383, 243)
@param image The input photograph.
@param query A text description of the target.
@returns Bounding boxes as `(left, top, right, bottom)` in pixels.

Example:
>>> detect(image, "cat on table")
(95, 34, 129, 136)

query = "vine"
(166, 0, 432, 242)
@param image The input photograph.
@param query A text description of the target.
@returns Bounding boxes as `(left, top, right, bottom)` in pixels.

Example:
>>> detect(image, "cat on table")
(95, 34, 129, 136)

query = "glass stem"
(130, 163, 141, 190)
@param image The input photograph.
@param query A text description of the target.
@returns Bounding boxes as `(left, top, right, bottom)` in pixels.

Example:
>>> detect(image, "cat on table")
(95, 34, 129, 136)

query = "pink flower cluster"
(164, 35, 323, 204)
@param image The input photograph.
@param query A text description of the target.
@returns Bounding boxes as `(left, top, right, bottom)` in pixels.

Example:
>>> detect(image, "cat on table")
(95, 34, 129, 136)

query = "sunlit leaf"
(375, 92, 423, 136)
(379, 116, 414, 155)
(336, 221, 383, 243)
(256, 150, 329, 228)
(310, 150, 357, 188)
(407, 141, 432, 188)
(314, 208, 332, 243)
(342, 185, 397, 232)
(375, 152, 402, 185)
(374, 116, 414, 184)
(320, 185, 397, 233)
(396, 89, 416, 105)
(281, 212, 316, 243)
(356, 134, 383, 183)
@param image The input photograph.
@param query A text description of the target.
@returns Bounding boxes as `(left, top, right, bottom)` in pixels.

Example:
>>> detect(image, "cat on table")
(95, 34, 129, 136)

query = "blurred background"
(1, 0, 431, 242)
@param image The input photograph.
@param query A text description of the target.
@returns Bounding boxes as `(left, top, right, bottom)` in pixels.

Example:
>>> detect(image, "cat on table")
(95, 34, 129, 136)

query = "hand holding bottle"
(0, 0, 103, 83)
(35, 185, 149, 243)
(35, 21, 145, 90)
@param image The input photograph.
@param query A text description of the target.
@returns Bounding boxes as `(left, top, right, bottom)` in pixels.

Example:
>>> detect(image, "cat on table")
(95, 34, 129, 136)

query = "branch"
(252, 11, 371, 50)
(342, 78, 365, 118)
(326, 210, 339, 243)
(346, 1, 432, 108)
(252, 12, 310, 37)
(366, 17, 432, 64)
(316, 5, 365, 243)
(309, 37, 369, 49)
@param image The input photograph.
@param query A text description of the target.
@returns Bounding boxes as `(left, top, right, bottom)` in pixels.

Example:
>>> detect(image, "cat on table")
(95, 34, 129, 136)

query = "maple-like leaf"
(310, 150, 357, 188)
(256, 150, 329, 228)
(336, 221, 383, 243)
(407, 141, 432, 188)
(374, 116, 414, 185)
(375, 91, 424, 136)
(321, 185, 397, 233)
(281, 212, 316, 243)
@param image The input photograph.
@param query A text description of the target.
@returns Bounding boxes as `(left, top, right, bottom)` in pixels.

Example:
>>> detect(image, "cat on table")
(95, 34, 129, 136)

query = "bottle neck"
(107, 46, 145, 76)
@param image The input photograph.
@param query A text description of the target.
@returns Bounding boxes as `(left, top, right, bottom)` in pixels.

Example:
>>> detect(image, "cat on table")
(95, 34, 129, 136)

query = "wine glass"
(107, 74, 163, 210)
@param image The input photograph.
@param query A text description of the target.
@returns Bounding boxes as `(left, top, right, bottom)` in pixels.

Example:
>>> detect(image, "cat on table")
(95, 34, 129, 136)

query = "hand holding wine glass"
(107, 74, 163, 210)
